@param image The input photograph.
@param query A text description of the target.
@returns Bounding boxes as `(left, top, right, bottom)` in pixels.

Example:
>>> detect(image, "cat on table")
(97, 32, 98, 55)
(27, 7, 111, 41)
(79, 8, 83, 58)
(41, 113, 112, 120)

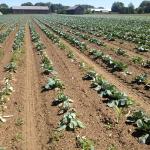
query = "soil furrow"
(35, 21, 150, 113)
(33, 21, 150, 150)
(22, 25, 39, 150)
(0, 28, 18, 82)
(42, 21, 150, 99)
(51, 22, 150, 60)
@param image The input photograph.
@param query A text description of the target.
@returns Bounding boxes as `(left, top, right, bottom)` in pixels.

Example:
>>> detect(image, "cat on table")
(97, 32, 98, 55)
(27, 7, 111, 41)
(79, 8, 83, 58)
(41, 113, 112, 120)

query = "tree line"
(111, 1, 150, 14)
(0, 1, 150, 14)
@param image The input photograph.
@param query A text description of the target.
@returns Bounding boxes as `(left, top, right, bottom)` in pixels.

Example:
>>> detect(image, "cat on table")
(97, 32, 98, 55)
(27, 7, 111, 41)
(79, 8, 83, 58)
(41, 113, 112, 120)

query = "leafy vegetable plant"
(142, 60, 150, 68)
(89, 75, 133, 108)
(76, 135, 94, 150)
(131, 56, 143, 64)
(4, 62, 17, 73)
(52, 93, 73, 114)
(126, 110, 150, 144)
(42, 77, 64, 91)
(57, 109, 84, 131)
(115, 48, 126, 56)
(132, 74, 148, 85)
(82, 70, 97, 80)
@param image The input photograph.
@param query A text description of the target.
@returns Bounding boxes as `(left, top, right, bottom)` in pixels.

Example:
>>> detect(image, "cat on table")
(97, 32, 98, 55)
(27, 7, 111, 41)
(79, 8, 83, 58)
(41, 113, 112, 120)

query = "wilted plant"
(137, 45, 149, 52)
(145, 82, 150, 90)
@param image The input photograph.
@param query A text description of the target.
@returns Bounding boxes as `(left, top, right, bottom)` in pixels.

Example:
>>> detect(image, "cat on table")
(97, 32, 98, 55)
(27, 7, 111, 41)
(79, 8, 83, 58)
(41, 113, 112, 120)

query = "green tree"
(111, 2, 125, 13)
(35, 2, 47, 6)
(0, 3, 9, 9)
(21, 2, 33, 6)
(139, 0, 150, 13)
(128, 3, 134, 13)
(50, 4, 65, 13)
(137, 7, 144, 14)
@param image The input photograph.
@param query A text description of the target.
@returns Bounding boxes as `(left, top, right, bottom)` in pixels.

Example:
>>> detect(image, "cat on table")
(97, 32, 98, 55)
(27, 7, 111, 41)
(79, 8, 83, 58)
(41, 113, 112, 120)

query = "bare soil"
(0, 19, 149, 150)
(34, 22, 150, 150)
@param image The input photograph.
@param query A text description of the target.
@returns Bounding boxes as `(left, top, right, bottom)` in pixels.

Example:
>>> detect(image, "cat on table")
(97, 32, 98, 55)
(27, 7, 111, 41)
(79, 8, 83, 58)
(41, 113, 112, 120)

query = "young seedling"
(15, 117, 24, 126)
(131, 56, 143, 64)
(4, 62, 17, 73)
(58, 42, 66, 50)
(12, 132, 23, 142)
(67, 51, 75, 60)
(115, 48, 126, 56)
(52, 92, 73, 114)
(49, 131, 64, 144)
(76, 135, 95, 150)
(82, 70, 97, 80)
(107, 144, 117, 150)
(132, 74, 148, 85)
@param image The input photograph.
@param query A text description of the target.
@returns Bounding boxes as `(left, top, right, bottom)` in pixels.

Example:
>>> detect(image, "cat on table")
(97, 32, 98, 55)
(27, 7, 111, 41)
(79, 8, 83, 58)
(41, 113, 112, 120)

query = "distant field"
(0, 14, 150, 150)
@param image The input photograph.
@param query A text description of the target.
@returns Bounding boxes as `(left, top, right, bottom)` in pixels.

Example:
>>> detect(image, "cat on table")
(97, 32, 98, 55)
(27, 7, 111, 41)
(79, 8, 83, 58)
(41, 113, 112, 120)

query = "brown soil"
(0, 28, 18, 83)
(61, 24, 150, 74)
(58, 22, 150, 60)
(21, 25, 40, 150)
(41, 21, 150, 107)
(0, 18, 149, 150)
(33, 21, 150, 150)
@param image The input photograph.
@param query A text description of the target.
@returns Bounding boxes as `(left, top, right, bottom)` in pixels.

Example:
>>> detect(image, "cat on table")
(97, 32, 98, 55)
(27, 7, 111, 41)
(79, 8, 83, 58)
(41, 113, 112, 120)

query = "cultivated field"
(0, 14, 150, 150)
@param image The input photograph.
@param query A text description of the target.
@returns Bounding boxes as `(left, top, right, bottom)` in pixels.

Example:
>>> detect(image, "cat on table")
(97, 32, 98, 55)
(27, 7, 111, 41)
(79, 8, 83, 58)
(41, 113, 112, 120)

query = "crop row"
(40, 20, 129, 72)
(0, 26, 25, 123)
(42, 15, 150, 53)
(49, 21, 150, 69)
(0, 25, 16, 44)
(30, 24, 95, 149)
(36, 20, 150, 93)
(34, 18, 150, 145)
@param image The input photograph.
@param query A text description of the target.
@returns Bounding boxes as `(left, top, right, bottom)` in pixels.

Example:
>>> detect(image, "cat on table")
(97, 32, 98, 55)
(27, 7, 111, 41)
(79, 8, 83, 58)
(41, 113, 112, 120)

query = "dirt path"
(22, 25, 39, 150)
(0, 23, 54, 150)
